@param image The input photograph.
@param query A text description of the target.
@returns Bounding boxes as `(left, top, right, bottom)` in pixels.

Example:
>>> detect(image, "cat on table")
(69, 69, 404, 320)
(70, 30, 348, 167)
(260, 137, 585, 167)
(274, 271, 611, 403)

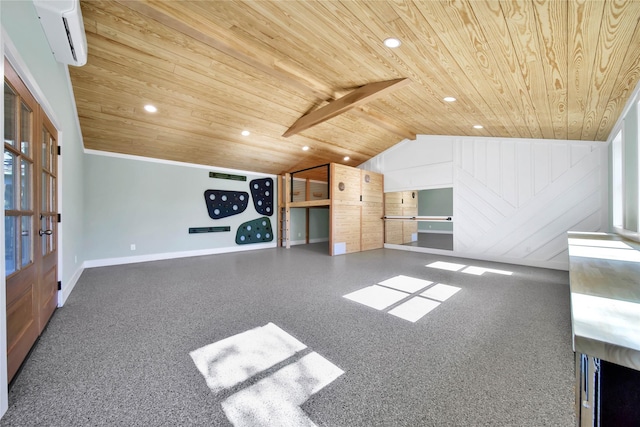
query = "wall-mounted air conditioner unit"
(33, 0, 88, 66)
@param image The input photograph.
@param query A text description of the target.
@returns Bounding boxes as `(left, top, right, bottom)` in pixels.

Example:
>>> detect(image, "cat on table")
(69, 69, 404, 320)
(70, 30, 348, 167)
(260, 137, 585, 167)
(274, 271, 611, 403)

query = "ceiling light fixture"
(383, 37, 401, 48)
(241, 130, 250, 136)
(144, 104, 157, 113)
(302, 146, 310, 151)
(344, 156, 350, 161)
(443, 97, 456, 102)
(473, 125, 484, 129)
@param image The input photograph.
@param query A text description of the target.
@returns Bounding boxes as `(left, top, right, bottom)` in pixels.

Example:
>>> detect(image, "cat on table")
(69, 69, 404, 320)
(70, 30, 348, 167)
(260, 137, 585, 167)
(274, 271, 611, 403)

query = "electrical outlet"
(74, 255, 77, 264)
(298, 233, 301, 237)
(130, 244, 136, 251)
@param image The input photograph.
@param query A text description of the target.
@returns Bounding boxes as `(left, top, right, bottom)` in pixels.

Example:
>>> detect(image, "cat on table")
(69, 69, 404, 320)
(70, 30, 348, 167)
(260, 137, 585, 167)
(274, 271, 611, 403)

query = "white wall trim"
(384, 244, 568, 271)
(84, 149, 276, 178)
(84, 242, 278, 268)
(57, 264, 84, 307)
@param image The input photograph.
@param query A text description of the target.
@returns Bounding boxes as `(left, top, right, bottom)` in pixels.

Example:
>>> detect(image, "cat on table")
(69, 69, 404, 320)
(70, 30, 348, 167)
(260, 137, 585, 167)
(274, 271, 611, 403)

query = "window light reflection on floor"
(426, 262, 513, 276)
(343, 275, 461, 323)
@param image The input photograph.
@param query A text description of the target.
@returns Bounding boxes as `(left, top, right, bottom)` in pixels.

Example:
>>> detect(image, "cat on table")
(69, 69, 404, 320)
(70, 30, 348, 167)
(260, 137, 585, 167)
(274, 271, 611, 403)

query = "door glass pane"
(20, 159, 31, 210)
(51, 176, 56, 215)
(21, 216, 32, 267)
(42, 171, 48, 212)
(5, 216, 17, 275)
(20, 101, 32, 155)
(4, 150, 16, 210)
(41, 128, 49, 170)
(4, 83, 17, 148)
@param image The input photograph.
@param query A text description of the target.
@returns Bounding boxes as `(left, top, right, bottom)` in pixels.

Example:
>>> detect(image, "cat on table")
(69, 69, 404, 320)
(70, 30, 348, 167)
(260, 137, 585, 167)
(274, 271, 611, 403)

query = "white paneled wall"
(360, 135, 608, 269)
(455, 138, 607, 269)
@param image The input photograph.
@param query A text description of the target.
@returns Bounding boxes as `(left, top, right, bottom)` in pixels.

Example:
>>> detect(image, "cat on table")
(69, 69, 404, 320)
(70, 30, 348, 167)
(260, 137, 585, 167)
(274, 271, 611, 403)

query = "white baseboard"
(58, 264, 84, 307)
(84, 242, 277, 268)
(289, 237, 329, 246)
(417, 230, 453, 235)
(383, 243, 568, 271)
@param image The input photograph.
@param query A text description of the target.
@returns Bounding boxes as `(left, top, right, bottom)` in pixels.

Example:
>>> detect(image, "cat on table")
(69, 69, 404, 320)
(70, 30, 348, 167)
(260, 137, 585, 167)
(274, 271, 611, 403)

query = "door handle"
(39, 229, 53, 236)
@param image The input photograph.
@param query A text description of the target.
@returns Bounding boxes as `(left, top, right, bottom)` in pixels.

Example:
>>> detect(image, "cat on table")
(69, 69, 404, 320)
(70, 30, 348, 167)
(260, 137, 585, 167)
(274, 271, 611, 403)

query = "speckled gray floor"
(1, 244, 575, 426)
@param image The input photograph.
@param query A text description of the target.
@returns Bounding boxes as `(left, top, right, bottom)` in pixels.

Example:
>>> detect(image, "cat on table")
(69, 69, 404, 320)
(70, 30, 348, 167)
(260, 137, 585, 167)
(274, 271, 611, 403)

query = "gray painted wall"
(418, 188, 453, 232)
(290, 208, 329, 243)
(83, 153, 277, 260)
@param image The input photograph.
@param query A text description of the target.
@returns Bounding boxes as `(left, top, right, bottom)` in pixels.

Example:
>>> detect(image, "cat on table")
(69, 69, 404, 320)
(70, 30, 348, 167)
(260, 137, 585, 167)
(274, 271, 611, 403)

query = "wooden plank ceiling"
(70, 0, 640, 176)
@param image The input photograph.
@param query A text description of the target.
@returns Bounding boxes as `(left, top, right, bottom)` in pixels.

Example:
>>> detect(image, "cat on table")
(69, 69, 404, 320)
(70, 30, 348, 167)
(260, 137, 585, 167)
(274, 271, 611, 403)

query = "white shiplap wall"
(360, 135, 608, 270)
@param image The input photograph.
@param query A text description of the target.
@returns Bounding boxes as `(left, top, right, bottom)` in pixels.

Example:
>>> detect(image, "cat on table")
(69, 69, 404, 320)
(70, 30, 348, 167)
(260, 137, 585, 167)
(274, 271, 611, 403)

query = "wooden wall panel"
(361, 170, 384, 251)
(331, 163, 361, 203)
(329, 164, 383, 254)
(332, 204, 361, 254)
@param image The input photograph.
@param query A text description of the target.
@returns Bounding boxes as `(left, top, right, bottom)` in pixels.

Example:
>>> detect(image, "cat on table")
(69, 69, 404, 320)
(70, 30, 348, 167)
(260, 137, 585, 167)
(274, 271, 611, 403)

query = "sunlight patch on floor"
(343, 275, 462, 323)
(191, 324, 343, 426)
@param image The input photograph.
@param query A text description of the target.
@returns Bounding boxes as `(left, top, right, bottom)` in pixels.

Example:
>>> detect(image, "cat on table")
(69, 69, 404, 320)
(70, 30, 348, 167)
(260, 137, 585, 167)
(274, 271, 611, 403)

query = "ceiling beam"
(283, 78, 411, 137)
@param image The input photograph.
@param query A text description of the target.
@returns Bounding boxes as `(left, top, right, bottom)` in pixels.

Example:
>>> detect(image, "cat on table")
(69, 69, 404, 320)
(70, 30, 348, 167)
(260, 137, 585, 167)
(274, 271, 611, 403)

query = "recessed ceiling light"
(383, 37, 401, 48)
(473, 125, 484, 129)
(443, 97, 456, 102)
(344, 156, 350, 161)
(302, 146, 309, 151)
(241, 130, 250, 136)
(144, 104, 157, 113)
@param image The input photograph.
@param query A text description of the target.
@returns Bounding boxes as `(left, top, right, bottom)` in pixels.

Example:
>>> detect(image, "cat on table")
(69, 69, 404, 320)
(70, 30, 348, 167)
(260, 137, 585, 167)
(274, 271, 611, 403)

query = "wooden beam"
(283, 78, 411, 137)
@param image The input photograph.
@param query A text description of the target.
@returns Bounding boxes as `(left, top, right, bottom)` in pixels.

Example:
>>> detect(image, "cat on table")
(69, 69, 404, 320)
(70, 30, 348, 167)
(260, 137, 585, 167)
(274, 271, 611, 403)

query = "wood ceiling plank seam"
(116, 0, 330, 99)
(531, 0, 569, 140)
(330, 1, 476, 136)
(467, 0, 542, 139)
(595, 17, 640, 141)
(89, 2, 216, 69)
(233, 1, 388, 87)
(90, 9, 321, 109)
(77, 105, 303, 162)
(412, 1, 522, 138)
(446, 0, 533, 138)
(397, 2, 507, 135)
(186, 2, 340, 95)
(73, 59, 300, 131)
(582, 0, 640, 141)
(351, 107, 416, 140)
(80, 114, 301, 167)
(364, 94, 470, 137)
(567, 0, 606, 140)
(499, 0, 556, 139)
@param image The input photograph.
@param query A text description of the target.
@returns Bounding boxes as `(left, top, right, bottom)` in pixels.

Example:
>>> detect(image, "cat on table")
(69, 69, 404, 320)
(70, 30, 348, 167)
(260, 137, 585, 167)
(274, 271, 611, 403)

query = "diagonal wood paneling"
(454, 138, 607, 263)
(68, 0, 640, 175)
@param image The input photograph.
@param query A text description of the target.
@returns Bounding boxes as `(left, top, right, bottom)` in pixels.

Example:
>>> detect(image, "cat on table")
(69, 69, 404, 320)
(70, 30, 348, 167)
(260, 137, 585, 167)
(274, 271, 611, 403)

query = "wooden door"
(4, 60, 58, 382)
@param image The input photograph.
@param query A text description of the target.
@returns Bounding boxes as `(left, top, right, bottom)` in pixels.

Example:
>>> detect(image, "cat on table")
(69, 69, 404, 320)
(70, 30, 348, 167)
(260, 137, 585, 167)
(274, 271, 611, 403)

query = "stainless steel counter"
(568, 231, 640, 371)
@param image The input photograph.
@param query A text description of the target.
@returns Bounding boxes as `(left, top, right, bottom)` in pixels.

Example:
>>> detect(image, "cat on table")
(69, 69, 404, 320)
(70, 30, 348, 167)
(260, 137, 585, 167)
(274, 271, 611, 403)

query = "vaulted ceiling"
(70, 0, 640, 176)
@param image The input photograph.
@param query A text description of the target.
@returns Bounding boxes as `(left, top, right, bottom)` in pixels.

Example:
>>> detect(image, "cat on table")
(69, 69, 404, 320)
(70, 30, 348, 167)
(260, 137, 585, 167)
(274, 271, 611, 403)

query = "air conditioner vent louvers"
(62, 17, 77, 62)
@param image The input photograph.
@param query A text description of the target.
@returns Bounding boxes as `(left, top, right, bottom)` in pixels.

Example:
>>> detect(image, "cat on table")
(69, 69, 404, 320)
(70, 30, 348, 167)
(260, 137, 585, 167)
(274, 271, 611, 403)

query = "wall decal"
(204, 190, 249, 219)
(236, 217, 273, 244)
(249, 178, 274, 216)
(189, 226, 231, 234)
